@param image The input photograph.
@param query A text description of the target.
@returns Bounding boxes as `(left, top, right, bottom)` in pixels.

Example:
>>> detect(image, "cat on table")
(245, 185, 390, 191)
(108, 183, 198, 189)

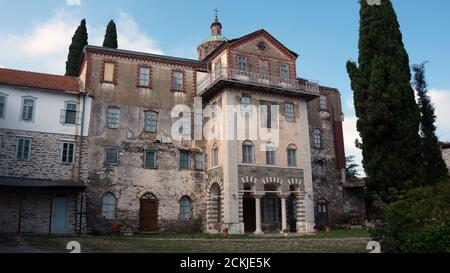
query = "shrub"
(371, 179, 450, 253)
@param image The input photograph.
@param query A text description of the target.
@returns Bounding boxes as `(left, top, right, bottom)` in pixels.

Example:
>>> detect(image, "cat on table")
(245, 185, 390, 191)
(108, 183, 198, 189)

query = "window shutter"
(271, 105, 279, 129)
(60, 109, 66, 124)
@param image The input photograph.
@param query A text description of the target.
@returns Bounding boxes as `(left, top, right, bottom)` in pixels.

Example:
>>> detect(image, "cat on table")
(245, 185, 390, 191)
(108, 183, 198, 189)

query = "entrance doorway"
(243, 194, 256, 233)
(289, 194, 297, 232)
(51, 193, 68, 234)
(140, 193, 158, 232)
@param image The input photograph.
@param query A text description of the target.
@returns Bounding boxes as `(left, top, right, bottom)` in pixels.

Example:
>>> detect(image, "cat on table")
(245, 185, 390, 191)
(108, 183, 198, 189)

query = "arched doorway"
(288, 185, 297, 233)
(140, 193, 158, 232)
(208, 183, 222, 229)
(243, 183, 256, 233)
(262, 184, 280, 232)
(317, 199, 329, 229)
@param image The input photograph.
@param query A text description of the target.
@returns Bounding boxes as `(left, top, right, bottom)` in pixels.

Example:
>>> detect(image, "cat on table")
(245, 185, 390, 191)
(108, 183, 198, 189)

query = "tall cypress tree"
(102, 20, 118, 49)
(65, 19, 88, 76)
(412, 63, 448, 184)
(346, 0, 424, 204)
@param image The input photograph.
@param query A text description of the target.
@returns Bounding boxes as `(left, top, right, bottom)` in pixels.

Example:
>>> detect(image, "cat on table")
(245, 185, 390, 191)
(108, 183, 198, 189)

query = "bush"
(371, 179, 450, 253)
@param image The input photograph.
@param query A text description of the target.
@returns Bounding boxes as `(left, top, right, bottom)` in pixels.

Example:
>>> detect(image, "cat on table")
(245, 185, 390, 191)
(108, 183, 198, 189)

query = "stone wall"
(0, 189, 78, 234)
(0, 128, 88, 183)
(85, 142, 206, 234)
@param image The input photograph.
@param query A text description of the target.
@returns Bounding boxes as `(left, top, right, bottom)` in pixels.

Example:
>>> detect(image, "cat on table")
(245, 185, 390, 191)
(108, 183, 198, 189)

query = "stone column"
(296, 192, 307, 233)
(254, 194, 264, 235)
(279, 194, 288, 233)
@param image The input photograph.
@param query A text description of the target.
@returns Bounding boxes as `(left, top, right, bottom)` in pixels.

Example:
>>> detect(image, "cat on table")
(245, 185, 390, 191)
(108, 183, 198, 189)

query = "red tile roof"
(0, 68, 79, 93)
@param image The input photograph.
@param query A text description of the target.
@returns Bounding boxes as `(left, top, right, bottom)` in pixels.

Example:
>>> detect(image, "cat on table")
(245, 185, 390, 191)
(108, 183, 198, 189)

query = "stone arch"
(207, 176, 224, 193)
(241, 176, 257, 185)
(263, 177, 282, 185)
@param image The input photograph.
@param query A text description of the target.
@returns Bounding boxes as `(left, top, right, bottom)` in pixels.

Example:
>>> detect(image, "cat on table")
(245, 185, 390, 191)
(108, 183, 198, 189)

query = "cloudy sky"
(0, 0, 449, 175)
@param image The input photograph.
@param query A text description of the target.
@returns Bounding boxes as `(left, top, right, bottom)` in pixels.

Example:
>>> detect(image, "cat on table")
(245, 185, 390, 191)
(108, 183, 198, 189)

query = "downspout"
(77, 91, 87, 236)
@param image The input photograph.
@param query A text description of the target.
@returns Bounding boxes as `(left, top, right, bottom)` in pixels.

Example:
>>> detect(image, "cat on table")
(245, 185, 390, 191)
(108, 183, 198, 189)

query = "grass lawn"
(18, 229, 371, 253)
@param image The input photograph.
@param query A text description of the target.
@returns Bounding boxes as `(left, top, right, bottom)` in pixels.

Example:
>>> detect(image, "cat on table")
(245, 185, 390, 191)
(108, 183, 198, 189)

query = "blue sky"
(1, 0, 449, 174)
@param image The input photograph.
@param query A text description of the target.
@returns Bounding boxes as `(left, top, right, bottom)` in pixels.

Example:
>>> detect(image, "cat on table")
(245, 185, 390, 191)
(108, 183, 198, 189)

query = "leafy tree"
(103, 20, 118, 49)
(345, 156, 360, 180)
(412, 63, 448, 185)
(65, 19, 88, 76)
(346, 0, 424, 204)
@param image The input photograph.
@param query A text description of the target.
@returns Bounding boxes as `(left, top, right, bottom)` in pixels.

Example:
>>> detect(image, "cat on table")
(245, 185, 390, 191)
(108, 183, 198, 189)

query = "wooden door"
(243, 197, 256, 233)
(140, 200, 158, 232)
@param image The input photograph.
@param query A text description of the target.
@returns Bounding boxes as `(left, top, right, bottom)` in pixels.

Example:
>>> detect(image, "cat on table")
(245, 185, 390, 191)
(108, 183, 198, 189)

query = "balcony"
(197, 67, 320, 100)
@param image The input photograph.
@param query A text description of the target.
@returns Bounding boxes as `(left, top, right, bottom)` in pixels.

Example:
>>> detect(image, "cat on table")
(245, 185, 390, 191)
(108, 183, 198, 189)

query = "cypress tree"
(412, 63, 448, 184)
(65, 19, 88, 76)
(102, 20, 118, 49)
(346, 0, 424, 204)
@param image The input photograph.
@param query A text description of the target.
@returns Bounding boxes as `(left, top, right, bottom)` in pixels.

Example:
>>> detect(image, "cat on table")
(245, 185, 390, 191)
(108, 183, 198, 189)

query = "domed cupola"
(198, 11, 228, 60)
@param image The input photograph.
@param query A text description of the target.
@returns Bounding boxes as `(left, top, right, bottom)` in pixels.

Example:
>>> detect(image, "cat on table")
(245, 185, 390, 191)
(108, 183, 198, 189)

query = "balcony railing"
(197, 67, 320, 95)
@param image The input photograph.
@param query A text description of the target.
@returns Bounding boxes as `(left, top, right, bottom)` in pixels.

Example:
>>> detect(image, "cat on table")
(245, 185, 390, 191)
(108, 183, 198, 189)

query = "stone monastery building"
(0, 16, 365, 235)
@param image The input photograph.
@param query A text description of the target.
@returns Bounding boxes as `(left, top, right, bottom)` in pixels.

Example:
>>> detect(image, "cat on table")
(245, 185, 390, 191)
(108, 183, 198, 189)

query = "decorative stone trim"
(240, 176, 256, 184)
(207, 176, 224, 193)
(263, 176, 282, 185)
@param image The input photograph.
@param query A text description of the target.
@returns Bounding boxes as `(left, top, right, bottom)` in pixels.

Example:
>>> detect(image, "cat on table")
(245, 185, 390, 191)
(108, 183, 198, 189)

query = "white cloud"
(429, 89, 450, 141)
(0, 10, 77, 74)
(343, 115, 365, 177)
(115, 11, 163, 54)
(66, 0, 81, 6)
(0, 9, 163, 75)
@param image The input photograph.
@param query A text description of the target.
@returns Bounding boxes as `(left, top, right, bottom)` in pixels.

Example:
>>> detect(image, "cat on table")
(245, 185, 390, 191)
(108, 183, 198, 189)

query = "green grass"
(20, 229, 371, 253)
(0, 235, 18, 246)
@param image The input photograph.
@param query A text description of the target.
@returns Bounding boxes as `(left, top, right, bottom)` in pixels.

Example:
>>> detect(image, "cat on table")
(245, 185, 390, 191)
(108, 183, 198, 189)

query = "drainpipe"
(77, 91, 87, 236)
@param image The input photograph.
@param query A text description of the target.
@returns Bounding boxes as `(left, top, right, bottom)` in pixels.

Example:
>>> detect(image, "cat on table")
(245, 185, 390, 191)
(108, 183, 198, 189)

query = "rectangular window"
(180, 151, 191, 170)
(260, 101, 278, 129)
(103, 62, 115, 82)
(64, 103, 77, 124)
(61, 142, 75, 164)
(320, 95, 328, 110)
(195, 153, 205, 170)
(242, 144, 254, 164)
(16, 137, 32, 161)
(266, 150, 276, 165)
(280, 64, 289, 81)
(241, 96, 252, 117)
(288, 149, 297, 167)
(138, 67, 151, 87)
(105, 147, 119, 165)
(172, 71, 184, 91)
(285, 102, 294, 123)
(0, 95, 5, 119)
(145, 111, 158, 133)
(238, 56, 247, 72)
(22, 98, 35, 121)
(179, 113, 190, 136)
(214, 61, 222, 79)
(316, 161, 325, 176)
(212, 147, 218, 167)
(259, 60, 269, 79)
(107, 107, 120, 129)
(144, 150, 157, 169)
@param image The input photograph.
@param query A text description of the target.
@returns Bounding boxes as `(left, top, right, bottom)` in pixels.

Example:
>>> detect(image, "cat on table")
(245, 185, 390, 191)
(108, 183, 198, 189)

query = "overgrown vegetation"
(371, 179, 450, 253)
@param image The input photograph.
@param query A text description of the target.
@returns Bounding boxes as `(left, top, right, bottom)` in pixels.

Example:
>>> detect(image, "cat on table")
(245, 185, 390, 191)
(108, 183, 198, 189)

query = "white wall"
(0, 85, 91, 137)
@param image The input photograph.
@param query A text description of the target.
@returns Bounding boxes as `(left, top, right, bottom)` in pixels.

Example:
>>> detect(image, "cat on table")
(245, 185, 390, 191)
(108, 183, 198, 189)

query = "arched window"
(313, 129, 322, 149)
(102, 193, 116, 220)
(211, 144, 219, 167)
(287, 144, 297, 167)
(242, 140, 254, 164)
(179, 196, 192, 220)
